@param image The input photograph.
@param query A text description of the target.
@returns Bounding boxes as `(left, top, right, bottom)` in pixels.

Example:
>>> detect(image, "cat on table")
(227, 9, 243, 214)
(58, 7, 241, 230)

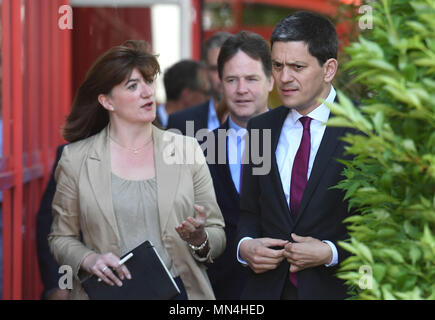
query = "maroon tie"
(289, 116, 312, 287)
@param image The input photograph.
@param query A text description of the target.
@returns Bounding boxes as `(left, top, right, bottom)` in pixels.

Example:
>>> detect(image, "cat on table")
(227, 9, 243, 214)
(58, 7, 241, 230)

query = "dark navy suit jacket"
(237, 106, 356, 300)
(166, 100, 210, 142)
(36, 144, 66, 299)
(203, 120, 247, 299)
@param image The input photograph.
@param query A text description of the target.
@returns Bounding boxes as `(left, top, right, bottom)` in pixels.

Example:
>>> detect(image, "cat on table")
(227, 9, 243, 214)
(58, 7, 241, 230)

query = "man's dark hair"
(217, 31, 272, 79)
(163, 59, 206, 101)
(203, 31, 232, 61)
(270, 11, 338, 66)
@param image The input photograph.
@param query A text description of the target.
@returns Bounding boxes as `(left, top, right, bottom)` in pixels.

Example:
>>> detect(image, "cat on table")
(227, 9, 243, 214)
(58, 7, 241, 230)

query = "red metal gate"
(1, 0, 72, 300)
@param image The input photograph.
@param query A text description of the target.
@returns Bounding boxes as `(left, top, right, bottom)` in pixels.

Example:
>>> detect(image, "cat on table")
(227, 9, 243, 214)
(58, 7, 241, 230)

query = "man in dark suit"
(36, 144, 69, 300)
(155, 59, 210, 129)
(237, 11, 354, 300)
(167, 32, 232, 139)
(204, 31, 274, 299)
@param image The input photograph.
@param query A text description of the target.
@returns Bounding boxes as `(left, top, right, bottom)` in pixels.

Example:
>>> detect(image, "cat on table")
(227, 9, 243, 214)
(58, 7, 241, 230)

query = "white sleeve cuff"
(237, 237, 252, 266)
(322, 240, 338, 267)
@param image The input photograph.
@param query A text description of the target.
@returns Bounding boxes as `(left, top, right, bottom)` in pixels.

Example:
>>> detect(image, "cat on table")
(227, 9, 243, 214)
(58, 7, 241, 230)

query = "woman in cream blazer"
(48, 40, 225, 300)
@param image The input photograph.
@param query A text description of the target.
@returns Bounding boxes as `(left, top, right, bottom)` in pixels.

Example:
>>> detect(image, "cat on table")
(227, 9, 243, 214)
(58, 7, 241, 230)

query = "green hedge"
(327, 0, 435, 299)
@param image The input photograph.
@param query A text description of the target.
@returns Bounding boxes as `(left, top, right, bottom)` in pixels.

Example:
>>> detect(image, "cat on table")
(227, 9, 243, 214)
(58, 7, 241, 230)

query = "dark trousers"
(281, 278, 298, 300)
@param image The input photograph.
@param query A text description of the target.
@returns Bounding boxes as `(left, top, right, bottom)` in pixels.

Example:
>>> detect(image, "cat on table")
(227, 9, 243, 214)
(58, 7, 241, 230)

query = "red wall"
(1, 0, 72, 300)
(72, 7, 152, 95)
(1, 3, 153, 300)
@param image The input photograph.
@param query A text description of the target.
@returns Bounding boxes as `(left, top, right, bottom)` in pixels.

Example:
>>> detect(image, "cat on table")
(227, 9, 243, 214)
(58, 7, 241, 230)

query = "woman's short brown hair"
(63, 40, 160, 142)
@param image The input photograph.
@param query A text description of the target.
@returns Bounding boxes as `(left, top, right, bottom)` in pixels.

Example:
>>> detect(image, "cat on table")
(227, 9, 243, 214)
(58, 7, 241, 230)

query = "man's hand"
(283, 233, 332, 273)
(239, 238, 289, 274)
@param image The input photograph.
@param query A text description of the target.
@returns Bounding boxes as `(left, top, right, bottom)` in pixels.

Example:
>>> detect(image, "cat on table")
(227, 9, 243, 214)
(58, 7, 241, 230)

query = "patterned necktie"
(289, 116, 312, 288)
(290, 116, 312, 219)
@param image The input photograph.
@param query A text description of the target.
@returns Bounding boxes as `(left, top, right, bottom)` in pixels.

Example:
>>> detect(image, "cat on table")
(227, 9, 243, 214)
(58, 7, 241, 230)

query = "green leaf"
(381, 284, 397, 300)
(343, 182, 361, 201)
(405, 21, 428, 34)
(404, 220, 420, 238)
(379, 248, 405, 263)
(343, 215, 365, 224)
(414, 58, 435, 67)
(421, 224, 435, 251)
(372, 111, 385, 134)
(367, 59, 397, 72)
(326, 117, 354, 128)
(377, 228, 396, 237)
(402, 64, 418, 82)
(403, 139, 417, 153)
(410, 245, 422, 265)
(339, 262, 362, 272)
(353, 239, 374, 264)
(372, 264, 387, 282)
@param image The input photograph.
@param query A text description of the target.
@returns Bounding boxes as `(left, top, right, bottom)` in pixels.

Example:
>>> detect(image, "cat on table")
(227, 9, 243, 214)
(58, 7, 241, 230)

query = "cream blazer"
(48, 125, 226, 299)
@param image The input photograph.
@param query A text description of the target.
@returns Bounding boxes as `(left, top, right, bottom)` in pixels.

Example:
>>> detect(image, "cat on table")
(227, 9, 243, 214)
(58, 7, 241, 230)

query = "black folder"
(81, 240, 180, 300)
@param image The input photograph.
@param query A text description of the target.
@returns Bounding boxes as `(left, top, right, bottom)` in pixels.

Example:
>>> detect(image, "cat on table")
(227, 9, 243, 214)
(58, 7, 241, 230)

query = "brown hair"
(216, 99, 229, 124)
(63, 40, 160, 142)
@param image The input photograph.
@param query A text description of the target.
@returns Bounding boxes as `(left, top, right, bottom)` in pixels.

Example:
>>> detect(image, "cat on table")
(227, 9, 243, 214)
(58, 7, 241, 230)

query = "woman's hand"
(81, 252, 131, 287)
(175, 204, 207, 246)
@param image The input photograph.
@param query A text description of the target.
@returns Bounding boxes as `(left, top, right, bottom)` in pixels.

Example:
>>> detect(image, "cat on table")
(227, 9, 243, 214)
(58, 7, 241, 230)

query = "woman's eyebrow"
(124, 78, 139, 86)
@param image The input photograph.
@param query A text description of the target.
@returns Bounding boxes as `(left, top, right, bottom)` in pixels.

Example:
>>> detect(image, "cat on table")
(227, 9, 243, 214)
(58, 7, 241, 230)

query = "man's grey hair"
(203, 31, 232, 58)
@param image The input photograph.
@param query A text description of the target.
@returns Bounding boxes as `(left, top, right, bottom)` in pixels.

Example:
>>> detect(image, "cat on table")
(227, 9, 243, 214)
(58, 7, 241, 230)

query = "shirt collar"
(208, 99, 218, 119)
(289, 86, 336, 125)
(228, 115, 243, 131)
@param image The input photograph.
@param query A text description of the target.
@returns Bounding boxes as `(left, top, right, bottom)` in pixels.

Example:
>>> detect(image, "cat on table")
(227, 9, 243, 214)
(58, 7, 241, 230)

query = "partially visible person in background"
(204, 31, 274, 299)
(36, 144, 69, 300)
(156, 59, 210, 129)
(48, 40, 225, 300)
(167, 32, 232, 139)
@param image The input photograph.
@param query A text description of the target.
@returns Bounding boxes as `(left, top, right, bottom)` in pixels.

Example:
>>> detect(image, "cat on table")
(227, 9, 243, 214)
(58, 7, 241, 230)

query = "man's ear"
(323, 58, 338, 83)
(98, 94, 114, 111)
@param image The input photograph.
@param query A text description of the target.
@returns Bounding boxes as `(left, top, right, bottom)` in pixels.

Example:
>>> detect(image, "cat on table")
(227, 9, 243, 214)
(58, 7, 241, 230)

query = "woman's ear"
(323, 58, 338, 83)
(98, 94, 115, 111)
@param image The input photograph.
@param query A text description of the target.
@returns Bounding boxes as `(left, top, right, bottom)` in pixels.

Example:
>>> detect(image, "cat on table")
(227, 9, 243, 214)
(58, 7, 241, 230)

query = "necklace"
(109, 134, 153, 154)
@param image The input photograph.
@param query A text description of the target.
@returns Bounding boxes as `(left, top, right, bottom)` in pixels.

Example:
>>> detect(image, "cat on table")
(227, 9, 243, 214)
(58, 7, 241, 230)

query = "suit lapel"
(199, 100, 211, 130)
(86, 126, 121, 243)
(263, 107, 293, 225)
(153, 126, 182, 235)
(191, 100, 210, 132)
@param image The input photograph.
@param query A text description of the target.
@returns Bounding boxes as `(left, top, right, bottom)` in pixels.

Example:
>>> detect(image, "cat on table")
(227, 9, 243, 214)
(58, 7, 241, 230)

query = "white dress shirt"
(237, 86, 338, 267)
